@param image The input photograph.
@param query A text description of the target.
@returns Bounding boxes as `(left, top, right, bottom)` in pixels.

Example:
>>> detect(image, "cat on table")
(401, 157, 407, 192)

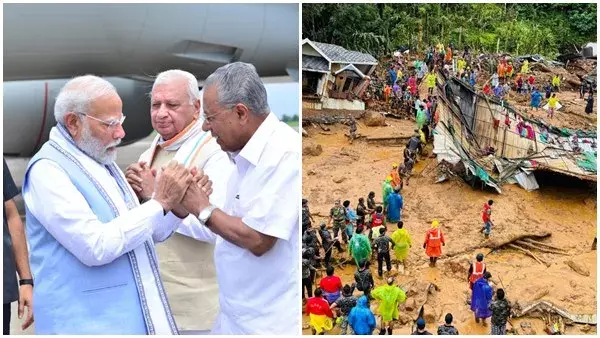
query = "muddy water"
(302, 121, 596, 335)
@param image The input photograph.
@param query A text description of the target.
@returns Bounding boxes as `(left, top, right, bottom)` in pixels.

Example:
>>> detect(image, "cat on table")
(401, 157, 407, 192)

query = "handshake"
(125, 160, 212, 218)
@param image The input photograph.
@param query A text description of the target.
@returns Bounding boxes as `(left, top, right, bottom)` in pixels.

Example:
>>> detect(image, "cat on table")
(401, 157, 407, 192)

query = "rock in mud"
(397, 312, 412, 325)
(303, 143, 323, 156)
(530, 286, 550, 301)
(307, 170, 317, 176)
(405, 298, 417, 312)
(332, 176, 346, 184)
(302, 128, 308, 137)
(363, 111, 386, 127)
(423, 306, 440, 324)
(565, 260, 590, 277)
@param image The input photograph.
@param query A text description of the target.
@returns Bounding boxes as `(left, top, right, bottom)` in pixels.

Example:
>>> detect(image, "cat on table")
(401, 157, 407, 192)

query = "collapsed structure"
(433, 72, 597, 193)
(302, 39, 377, 111)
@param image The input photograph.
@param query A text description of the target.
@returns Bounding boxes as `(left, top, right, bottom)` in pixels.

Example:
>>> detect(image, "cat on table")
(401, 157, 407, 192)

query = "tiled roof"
(312, 41, 377, 64)
(302, 55, 329, 72)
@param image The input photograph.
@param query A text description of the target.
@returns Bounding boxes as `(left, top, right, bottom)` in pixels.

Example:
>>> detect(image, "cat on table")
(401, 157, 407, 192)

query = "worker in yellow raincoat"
(371, 277, 407, 335)
(391, 221, 412, 273)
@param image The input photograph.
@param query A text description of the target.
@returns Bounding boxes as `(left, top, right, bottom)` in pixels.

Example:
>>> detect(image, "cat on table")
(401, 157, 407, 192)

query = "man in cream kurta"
(126, 70, 233, 332)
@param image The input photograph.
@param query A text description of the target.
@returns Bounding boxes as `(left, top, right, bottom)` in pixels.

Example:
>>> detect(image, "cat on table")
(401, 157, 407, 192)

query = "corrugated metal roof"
(311, 41, 378, 64)
(302, 55, 329, 73)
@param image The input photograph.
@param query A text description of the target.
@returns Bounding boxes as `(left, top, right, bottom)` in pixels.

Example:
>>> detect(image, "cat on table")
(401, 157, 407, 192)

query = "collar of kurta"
(233, 112, 279, 167)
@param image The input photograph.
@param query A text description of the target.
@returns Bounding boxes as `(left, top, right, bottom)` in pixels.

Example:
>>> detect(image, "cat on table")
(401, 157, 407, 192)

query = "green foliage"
(302, 3, 597, 59)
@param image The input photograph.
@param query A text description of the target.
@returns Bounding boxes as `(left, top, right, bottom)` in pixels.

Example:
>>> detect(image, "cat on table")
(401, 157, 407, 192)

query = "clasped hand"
(126, 160, 212, 217)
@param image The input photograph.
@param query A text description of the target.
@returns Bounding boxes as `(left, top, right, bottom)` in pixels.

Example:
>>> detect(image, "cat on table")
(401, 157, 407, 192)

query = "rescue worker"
(349, 115, 358, 144)
(423, 220, 445, 267)
(480, 199, 494, 239)
(468, 253, 487, 290)
(329, 200, 348, 245)
(390, 163, 402, 189)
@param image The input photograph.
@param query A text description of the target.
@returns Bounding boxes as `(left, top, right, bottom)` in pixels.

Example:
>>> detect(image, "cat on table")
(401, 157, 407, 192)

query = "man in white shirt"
(22, 75, 209, 334)
(125, 69, 232, 332)
(178, 62, 300, 334)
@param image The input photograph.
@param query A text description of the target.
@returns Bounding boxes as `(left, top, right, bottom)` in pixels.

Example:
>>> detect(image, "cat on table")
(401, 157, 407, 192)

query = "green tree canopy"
(302, 3, 596, 59)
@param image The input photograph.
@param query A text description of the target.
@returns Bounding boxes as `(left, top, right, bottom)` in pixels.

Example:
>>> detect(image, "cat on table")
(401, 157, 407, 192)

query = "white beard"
(75, 122, 121, 165)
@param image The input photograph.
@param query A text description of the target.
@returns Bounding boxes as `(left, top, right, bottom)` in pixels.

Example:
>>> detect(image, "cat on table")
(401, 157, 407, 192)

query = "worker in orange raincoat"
(423, 220, 445, 267)
(390, 163, 402, 189)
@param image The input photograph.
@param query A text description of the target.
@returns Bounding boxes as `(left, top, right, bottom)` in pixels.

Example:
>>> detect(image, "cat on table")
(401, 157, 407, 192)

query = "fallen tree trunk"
(486, 232, 552, 249)
(514, 240, 569, 255)
(507, 243, 550, 267)
(513, 300, 597, 325)
(520, 237, 566, 251)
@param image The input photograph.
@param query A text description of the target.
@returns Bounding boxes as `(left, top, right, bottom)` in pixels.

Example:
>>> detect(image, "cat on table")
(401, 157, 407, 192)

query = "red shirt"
(319, 275, 342, 294)
(482, 203, 491, 222)
(305, 297, 334, 317)
(372, 213, 384, 227)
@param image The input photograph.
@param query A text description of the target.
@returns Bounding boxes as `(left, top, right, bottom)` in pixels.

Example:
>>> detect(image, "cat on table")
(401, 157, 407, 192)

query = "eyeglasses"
(78, 113, 126, 128)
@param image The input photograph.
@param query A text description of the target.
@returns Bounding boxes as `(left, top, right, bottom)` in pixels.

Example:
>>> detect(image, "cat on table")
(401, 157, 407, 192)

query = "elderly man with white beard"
(22, 75, 210, 334)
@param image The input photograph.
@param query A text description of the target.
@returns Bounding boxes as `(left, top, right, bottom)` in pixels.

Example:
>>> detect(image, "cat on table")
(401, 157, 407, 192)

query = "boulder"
(332, 176, 346, 184)
(565, 260, 590, 277)
(423, 306, 440, 324)
(364, 111, 386, 127)
(405, 298, 417, 312)
(397, 312, 412, 325)
(303, 143, 323, 156)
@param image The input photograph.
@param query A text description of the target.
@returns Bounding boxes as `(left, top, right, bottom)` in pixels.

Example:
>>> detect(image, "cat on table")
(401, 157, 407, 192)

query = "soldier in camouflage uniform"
(302, 249, 317, 300)
(328, 200, 348, 245)
(437, 313, 459, 335)
(319, 223, 335, 267)
(354, 259, 375, 303)
(302, 198, 314, 234)
(348, 115, 357, 144)
(303, 228, 321, 267)
(490, 289, 511, 335)
(330, 284, 358, 335)
(373, 227, 396, 278)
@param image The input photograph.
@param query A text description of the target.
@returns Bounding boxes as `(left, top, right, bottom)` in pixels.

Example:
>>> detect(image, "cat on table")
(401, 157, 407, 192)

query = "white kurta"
(23, 126, 183, 333)
(211, 113, 300, 334)
(139, 120, 233, 331)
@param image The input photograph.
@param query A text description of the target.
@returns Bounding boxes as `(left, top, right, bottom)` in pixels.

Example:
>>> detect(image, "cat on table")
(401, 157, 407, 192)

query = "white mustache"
(105, 139, 122, 150)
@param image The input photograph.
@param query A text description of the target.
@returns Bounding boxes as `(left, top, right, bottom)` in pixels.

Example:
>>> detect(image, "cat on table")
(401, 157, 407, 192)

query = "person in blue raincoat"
(385, 187, 404, 223)
(530, 88, 543, 110)
(471, 271, 493, 325)
(344, 200, 357, 240)
(348, 295, 376, 335)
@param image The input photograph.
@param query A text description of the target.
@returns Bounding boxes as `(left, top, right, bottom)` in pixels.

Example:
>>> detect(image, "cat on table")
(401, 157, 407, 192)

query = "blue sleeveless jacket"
(25, 141, 154, 334)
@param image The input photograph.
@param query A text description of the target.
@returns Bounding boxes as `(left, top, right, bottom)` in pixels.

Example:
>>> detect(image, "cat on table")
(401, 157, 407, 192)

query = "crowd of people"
(303, 43, 530, 335)
(302, 189, 511, 335)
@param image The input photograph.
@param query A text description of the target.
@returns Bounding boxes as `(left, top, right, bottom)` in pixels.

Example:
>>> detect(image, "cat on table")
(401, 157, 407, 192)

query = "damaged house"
(302, 38, 377, 110)
(433, 72, 596, 193)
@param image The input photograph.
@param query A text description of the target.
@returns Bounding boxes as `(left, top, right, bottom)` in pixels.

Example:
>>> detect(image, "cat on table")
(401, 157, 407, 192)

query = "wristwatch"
(198, 205, 218, 224)
(19, 279, 34, 287)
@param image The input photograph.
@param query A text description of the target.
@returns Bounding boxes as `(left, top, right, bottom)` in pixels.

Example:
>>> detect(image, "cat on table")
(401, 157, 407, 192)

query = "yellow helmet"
(432, 220, 440, 228)
(392, 163, 398, 168)
(386, 176, 393, 182)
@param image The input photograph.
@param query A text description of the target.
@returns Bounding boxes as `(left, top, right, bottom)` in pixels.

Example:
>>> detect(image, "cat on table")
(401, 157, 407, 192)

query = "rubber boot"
(387, 327, 393, 335)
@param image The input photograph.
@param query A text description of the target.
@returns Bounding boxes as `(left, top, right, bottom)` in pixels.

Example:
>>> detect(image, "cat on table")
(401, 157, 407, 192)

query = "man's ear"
(235, 103, 250, 123)
(64, 112, 82, 138)
(194, 99, 201, 119)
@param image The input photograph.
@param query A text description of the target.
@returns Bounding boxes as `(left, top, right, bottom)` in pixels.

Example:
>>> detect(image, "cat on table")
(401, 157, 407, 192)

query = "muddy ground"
(302, 91, 597, 334)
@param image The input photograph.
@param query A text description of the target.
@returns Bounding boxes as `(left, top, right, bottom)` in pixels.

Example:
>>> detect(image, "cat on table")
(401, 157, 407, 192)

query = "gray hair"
(152, 69, 201, 104)
(204, 62, 269, 115)
(54, 75, 117, 125)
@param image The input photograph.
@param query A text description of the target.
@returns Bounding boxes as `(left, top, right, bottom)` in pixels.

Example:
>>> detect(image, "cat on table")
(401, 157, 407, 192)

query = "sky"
(264, 82, 299, 120)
